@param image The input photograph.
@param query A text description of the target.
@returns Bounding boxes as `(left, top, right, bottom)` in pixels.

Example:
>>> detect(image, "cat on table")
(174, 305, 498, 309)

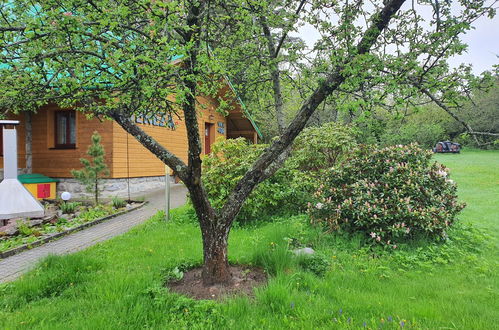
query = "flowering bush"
(308, 144, 465, 247)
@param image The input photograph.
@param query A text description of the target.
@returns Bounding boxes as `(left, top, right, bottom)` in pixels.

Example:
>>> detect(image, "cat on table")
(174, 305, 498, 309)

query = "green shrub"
(60, 201, 80, 214)
(111, 196, 126, 209)
(202, 138, 304, 222)
(202, 124, 356, 223)
(308, 144, 465, 247)
(291, 122, 357, 172)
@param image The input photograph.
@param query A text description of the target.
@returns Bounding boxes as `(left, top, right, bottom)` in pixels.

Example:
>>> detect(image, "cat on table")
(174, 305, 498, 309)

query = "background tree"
(0, 0, 495, 285)
(71, 131, 109, 205)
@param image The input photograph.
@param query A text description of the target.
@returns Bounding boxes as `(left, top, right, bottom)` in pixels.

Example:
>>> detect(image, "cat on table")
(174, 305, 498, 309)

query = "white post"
(3, 123, 19, 179)
(165, 165, 171, 221)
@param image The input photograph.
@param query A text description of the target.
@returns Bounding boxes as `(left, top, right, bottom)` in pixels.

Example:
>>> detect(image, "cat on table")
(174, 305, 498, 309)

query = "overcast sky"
(449, 12, 499, 73)
(297, 3, 499, 74)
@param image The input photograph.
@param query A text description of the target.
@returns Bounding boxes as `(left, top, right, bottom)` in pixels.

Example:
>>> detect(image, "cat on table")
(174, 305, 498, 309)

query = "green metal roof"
(224, 77, 263, 139)
(18, 173, 59, 184)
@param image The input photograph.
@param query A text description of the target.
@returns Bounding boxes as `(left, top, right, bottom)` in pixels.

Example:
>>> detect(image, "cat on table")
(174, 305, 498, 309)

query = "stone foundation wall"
(56, 176, 173, 199)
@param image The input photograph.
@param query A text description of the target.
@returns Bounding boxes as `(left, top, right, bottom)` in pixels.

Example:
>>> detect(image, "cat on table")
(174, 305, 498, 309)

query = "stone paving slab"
(0, 184, 187, 283)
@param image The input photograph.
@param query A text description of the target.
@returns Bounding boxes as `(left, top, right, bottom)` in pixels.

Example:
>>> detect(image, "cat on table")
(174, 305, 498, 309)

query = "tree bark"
(200, 219, 231, 285)
(260, 16, 285, 133)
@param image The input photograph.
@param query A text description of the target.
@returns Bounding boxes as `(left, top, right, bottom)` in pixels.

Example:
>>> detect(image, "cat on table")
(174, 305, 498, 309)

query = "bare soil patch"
(167, 265, 267, 300)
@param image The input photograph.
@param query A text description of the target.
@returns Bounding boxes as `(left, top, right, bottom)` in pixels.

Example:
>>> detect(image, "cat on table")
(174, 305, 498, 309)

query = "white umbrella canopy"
(0, 179, 44, 219)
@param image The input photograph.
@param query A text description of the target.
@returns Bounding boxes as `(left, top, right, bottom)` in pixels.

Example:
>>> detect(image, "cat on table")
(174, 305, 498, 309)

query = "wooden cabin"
(0, 86, 261, 198)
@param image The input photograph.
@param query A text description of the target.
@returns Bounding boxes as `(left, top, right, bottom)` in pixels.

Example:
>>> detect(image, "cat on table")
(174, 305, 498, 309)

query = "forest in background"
(245, 75, 498, 148)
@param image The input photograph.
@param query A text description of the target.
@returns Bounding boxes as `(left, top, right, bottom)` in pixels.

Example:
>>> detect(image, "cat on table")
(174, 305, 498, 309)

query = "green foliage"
(17, 222, 33, 236)
(296, 253, 331, 277)
(170, 205, 198, 225)
(162, 267, 184, 282)
(290, 122, 357, 172)
(76, 205, 110, 222)
(60, 201, 80, 214)
(442, 78, 499, 148)
(162, 261, 200, 282)
(111, 196, 126, 209)
(1, 0, 496, 298)
(203, 124, 356, 223)
(381, 122, 447, 148)
(71, 132, 109, 205)
(202, 138, 305, 222)
(309, 144, 465, 246)
(145, 285, 224, 328)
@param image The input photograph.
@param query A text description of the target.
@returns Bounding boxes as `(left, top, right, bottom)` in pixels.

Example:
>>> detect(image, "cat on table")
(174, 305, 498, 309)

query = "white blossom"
(437, 169, 448, 177)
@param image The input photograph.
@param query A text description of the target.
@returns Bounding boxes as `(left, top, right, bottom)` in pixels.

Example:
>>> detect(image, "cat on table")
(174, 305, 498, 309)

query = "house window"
(55, 111, 76, 148)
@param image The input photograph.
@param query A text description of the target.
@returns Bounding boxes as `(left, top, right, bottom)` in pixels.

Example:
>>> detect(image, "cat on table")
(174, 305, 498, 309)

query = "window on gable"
(55, 110, 76, 148)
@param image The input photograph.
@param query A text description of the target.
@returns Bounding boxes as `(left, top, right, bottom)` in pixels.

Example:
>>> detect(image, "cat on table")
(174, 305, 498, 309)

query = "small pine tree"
(71, 131, 109, 205)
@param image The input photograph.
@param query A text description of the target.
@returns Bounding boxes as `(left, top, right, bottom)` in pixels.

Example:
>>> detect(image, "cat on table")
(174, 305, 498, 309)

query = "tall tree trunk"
(25, 112, 32, 174)
(111, 0, 406, 287)
(260, 16, 285, 133)
(184, 178, 231, 285)
(200, 219, 231, 285)
(271, 67, 285, 133)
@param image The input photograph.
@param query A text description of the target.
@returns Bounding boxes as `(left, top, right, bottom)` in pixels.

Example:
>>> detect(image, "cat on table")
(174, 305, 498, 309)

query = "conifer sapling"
(71, 131, 109, 205)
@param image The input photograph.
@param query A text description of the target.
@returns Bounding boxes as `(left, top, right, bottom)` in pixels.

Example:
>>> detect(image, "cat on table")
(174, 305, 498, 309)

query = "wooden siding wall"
(0, 106, 114, 178)
(2, 95, 234, 179)
(0, 108, 114, 177)
(112, 96, 226, 178)
(32, 105, 114, 178)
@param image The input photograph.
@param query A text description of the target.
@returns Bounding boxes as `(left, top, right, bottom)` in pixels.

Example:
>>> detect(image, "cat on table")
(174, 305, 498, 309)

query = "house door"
(205, 123, 213, 154)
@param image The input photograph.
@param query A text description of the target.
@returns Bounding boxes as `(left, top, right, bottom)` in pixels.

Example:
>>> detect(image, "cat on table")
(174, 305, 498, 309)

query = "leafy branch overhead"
(1, 0, 496, 285)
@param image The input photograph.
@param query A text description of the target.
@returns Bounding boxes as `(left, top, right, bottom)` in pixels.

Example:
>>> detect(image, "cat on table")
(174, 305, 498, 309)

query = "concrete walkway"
(0, 184, 188, 283)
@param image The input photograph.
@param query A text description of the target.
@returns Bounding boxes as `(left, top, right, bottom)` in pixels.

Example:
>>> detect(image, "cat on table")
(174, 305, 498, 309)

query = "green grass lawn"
(0, 150, 498, 329)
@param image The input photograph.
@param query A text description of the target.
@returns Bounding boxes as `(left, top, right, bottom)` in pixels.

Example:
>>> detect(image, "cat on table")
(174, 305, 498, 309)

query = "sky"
(449, 12, 499, 73)
(297, 2, 499, 74)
